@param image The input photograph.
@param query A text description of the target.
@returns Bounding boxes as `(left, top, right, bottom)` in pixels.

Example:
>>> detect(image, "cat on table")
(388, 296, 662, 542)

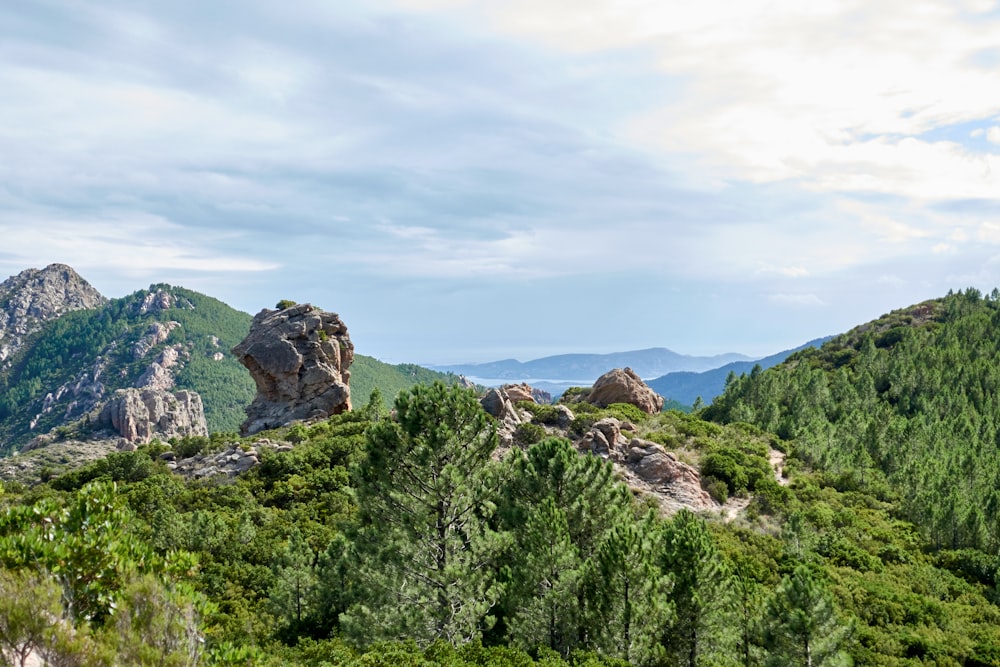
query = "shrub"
(514, 423, 547, 447)
(703, 475, 729, 504)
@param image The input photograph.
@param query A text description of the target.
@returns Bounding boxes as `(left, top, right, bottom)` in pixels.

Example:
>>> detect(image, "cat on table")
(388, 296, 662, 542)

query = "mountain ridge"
(430, 346, 752, 383)
(647, 337, 831, 407)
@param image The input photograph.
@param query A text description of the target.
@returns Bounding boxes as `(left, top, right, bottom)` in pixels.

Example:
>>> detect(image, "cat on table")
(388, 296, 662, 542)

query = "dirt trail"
(770, 448, 788, 485)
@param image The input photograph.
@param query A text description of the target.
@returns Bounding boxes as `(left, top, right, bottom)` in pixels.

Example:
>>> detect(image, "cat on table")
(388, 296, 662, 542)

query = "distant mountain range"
(647, 337, 831, 407)
(430, 348, 752, 384)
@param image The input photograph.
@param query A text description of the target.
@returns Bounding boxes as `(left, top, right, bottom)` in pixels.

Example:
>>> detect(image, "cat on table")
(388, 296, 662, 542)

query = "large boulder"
(232, 303, 353, 435)
(99, 388, 208, 444)
(586, 367, 664, 415)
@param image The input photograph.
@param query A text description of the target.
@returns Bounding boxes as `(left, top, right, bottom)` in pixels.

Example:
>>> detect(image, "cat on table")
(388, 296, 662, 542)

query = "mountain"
(0, 266, 462, 456)
(0, 282, 257, 453)
(647, 337, 830, 407)
(0, 264, 105, 370)
(430, 347, 751, 384)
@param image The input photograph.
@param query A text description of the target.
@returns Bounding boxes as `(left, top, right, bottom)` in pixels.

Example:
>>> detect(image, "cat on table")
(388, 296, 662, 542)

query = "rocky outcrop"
(233, 303, 353, 435)
(481, 386, 526, 448)
(576, 417, 715, 513)
(586, 367, 664, 414)
(99, 388, 208, 444)
(132, 288, 191, 315)
(0, 264, 105, 367)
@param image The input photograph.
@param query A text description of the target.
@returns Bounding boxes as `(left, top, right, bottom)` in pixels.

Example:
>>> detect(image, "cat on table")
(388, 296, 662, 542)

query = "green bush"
(514, 423, 546, 447)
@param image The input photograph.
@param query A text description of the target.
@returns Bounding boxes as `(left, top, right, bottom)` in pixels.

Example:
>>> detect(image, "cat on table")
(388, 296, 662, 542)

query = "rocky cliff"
(0, 264, 106, 368)
(98, 388, 208, 444)
(233, 303, 354, 435)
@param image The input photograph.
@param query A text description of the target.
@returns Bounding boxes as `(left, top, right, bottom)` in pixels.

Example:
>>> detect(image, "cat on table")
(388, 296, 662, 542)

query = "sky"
(2, 1, 1000, 364)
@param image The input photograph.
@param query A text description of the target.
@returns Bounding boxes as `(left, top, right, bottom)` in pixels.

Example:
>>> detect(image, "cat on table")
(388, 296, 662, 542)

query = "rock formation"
(575, 417, 714, 513)
(481, 386, 526, 448)
(586, 367, 664, 414)
(99, 388, 208, 444)
(502, 383, 537, 404)
(0, 263, 105, 367)
(233, 303, 353, 435)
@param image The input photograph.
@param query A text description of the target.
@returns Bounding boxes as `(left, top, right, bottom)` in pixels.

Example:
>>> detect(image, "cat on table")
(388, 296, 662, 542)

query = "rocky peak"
(233, 303, 354, 435)
(0, 263, 105, 366)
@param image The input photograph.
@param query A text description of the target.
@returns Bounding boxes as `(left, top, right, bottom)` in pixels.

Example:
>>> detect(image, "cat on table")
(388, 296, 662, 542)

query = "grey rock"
(0, 264, 105, 368)
(233, 303, 354, 435)
(99, 388, 208, 444)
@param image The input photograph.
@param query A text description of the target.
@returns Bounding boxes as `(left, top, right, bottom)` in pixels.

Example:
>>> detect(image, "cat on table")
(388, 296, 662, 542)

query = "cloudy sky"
(2, 1, 1000, 364)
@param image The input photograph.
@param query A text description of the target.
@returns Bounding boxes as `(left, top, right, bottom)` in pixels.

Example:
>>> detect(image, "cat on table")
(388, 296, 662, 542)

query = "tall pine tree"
(341, 382, 507, 646)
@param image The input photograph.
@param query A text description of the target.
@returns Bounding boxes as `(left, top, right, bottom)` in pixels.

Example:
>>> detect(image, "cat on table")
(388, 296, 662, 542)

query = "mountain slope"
(706, 288, 1000, 551)
(432, 347, 751, 383)
(0, 284, 257, 452)
(648, 337, 830, 406)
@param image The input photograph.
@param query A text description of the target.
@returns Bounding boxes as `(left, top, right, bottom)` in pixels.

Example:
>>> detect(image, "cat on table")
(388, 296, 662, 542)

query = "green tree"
(341, 382, 506, 646)
(762, 565, 851, 667)
(504, 497, 583, 655)
(657, 510, 735, 667)
(496, 438, 634, 652)
(592, 513, 672, 664)
(269, 527, 319, 634)
(113, 575, 209, 667)
(0, 569, 63, 667)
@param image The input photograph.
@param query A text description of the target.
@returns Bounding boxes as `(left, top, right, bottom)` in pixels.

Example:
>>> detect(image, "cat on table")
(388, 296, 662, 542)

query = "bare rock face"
(576, 417, 715, 514)
(233, 303, 353, 435)
(99, 388, 208, 444)
(481, 386, 526, 449)
(587, 367, 664, 415)
(0, 264, 106, 367)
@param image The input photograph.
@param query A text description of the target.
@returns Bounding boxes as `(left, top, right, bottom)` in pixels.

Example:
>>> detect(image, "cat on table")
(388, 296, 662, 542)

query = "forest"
(1, 290, 1000, 665)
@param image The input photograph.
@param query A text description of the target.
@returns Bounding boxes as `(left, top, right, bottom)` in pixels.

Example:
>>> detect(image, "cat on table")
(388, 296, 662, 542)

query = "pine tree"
(504, 497, 583, 655)
(657, 510, 736, 666)
(592, 512, 673, 664)
(496, 437, 634, 651)
(341, 382, 506, 646)
(762, 565, 852, 667)
(269, 528, 318, 634)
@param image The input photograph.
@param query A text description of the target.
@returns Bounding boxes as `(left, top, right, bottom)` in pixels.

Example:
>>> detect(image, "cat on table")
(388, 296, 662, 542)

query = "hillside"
(648, 337, 830, 407)
(2, 290, 1000, 664)
(0, 284, 257, 452)
(431, 347, 751, 383)
(706, 288, 1000, 551)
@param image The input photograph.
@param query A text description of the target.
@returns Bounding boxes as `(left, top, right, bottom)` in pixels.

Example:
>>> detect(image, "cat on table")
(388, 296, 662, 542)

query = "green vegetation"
(707, 288, 1000, 551)
(5, 290, 1000, 664)
(349, 354, 466, 408)
(0, 284, 472, 454)
(0, 285, 256, 450)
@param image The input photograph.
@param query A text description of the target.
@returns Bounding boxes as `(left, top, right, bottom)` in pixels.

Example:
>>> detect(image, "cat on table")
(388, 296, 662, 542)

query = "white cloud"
(768, 293, 826, 306)
(0, 213, 279, 278)
(988, 126, 1000, 144)
(400, 0, 1000, 207)
(755, 263, 809, 278)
